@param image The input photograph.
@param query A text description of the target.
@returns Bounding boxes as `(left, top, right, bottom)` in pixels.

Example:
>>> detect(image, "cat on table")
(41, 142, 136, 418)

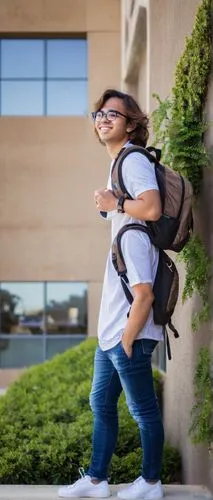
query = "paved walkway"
(0, 484, 212, 500)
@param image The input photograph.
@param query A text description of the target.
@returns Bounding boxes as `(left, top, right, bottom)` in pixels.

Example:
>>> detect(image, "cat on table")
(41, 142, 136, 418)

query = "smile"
(99, 126, 112, 131)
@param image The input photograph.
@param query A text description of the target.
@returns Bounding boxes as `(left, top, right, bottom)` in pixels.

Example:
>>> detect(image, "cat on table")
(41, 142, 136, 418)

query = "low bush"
(0, 338, 181, 484)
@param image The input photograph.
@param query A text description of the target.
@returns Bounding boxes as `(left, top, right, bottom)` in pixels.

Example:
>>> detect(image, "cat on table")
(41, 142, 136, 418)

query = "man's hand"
(122, 335, 133, 358)
(121, 283, 154, 356)
(94, 188, 117, 212)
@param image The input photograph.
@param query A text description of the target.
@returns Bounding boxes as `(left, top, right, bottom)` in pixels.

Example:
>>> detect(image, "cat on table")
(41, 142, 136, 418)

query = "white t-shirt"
(98, 143, 164, 351)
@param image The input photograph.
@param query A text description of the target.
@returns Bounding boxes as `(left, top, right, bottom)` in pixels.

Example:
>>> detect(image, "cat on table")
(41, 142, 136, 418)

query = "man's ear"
(126, 122, 136, 133)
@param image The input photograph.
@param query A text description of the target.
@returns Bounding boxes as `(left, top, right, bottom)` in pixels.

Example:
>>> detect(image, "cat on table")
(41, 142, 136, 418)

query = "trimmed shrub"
(110, 443, 181, 484)
(0, 338, 181, 484)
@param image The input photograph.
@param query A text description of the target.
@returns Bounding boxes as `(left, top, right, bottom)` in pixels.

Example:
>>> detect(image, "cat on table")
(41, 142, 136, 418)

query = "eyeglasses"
(91, 109, 128, 122)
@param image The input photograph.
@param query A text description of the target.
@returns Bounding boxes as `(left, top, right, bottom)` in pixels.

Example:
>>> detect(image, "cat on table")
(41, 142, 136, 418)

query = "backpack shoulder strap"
(112, 223, 151, 307)
(111, 146, 158, 199)
(146, 146, 162, 162)
(112, 223, 151, 277)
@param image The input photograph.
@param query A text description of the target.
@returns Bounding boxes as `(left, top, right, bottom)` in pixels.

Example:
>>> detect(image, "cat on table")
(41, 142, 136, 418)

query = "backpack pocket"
(153, 250, 179, 325)
(146, 216, 180, 250)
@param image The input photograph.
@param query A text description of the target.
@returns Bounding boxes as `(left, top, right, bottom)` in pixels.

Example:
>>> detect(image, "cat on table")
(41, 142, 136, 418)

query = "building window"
(0, 282, 88, 368)
(0, 38, 87, 116)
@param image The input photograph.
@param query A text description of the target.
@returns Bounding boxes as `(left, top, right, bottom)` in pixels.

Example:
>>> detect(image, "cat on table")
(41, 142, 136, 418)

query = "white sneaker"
(117, 476, 164, 500)
(58, 474, 111, 498)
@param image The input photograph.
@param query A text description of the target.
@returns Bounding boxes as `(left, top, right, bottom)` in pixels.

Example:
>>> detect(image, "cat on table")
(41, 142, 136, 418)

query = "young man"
(58, 89, 164, 499)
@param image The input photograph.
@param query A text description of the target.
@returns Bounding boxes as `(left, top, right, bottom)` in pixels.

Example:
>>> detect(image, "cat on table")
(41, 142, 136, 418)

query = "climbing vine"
(189, 347, 213, 447)
(152, 0, 212, 326)
(151, 0, 212, 445)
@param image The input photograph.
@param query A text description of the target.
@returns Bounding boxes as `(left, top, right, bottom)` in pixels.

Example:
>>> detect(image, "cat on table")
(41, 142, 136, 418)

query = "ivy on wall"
(189, 347, 213, 447)
(151, 0, 212, 445)
(152, 0, 212, 327)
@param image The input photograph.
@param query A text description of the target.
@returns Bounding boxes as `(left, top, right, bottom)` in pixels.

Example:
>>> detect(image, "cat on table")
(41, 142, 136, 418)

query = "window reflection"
(0, 283, 44, 335)
(0, 282, 88, 336)
(0, 282, 88, 367)
(46, 283, 87, 334)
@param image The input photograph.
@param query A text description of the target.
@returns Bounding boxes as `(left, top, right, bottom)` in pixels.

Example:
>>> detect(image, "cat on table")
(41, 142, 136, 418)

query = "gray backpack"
(111, 145, 193, 252)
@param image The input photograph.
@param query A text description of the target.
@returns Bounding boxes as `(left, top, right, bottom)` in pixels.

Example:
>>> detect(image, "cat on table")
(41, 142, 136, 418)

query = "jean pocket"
(117, 340, 133, 361)
(141, 339, 158, 356)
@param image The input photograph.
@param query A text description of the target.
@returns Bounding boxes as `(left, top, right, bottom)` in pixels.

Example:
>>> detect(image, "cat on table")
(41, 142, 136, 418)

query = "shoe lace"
(132, 476, 144, 490)
(79, 467, 85, 478)
(65, 468, 86, 490)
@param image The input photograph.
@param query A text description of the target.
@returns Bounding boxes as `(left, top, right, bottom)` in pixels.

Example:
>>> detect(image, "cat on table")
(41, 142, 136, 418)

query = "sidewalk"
(0, 484, 212, 500)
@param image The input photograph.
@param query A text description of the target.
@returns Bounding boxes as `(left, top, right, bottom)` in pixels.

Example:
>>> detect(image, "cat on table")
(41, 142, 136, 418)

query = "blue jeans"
(87, 339, 164, 482)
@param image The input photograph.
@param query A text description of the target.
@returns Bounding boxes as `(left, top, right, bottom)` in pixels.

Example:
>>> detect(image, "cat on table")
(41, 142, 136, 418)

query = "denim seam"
(103, 365, 119, 406)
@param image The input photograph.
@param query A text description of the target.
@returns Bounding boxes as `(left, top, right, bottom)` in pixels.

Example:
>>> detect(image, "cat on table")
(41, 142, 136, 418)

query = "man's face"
(94, 97, 130, 145)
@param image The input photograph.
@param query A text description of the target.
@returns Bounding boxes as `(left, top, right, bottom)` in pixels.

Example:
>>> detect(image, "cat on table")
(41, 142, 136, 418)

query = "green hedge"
(0, 339, 181, 484)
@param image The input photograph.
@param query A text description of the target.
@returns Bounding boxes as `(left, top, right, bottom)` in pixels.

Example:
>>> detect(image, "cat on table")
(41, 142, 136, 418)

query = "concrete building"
(0, 0, 212, 492)
(0, 0, 121, 379)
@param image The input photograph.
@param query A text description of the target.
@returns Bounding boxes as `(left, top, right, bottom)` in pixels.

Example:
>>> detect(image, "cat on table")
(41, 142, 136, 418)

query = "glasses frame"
(91, 108, 128, 122)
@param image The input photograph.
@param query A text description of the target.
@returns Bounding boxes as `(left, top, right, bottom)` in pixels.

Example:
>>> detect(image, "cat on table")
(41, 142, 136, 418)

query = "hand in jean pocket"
(121, 335, 133, 358)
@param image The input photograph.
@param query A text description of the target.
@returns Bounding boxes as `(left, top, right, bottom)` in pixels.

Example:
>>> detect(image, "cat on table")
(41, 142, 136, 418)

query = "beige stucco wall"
(148, 0, 201, 113)
(0, 0, 120, 33)
(0, 0, 121, 384)
(122, 0, 212, 490)
(0, 119, 110, 282)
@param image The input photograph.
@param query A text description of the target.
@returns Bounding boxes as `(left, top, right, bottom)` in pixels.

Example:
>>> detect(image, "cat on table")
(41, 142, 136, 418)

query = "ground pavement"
(0, 484, 212, 500)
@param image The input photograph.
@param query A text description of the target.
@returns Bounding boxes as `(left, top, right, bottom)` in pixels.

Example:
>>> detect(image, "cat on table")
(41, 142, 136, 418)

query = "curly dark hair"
(93, 88, 149, 147)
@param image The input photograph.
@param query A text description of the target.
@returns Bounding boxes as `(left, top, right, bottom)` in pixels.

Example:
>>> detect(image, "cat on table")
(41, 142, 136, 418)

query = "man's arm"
(94, 188, 162, 221)
(123, 190, 161, 221)
(121, 282, 154, 358)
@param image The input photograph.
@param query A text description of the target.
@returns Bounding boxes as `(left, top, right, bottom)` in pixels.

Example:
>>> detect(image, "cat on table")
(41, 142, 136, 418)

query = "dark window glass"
(47, 39, 87, 78)
(46, 336, 85, 360)
(0, 282, 44, 335)
(0, 337, 45, 368)
(2, 39, 44, 78)
(46, 282, 87, 334)
(1, 81, 43, 115)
